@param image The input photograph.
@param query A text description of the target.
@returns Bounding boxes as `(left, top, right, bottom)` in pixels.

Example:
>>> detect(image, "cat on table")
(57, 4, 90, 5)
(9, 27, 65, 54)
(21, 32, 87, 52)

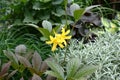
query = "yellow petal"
(61, 28, 65, 34)
(50, 36, 54, 40)
(58, 43, 64, 48)
(63, 40, 67, 46)
(64, 36, 72, 39)
(52, 43, 57, 51)
(46, 41, 53, 44)
(64, 30, 70, 35)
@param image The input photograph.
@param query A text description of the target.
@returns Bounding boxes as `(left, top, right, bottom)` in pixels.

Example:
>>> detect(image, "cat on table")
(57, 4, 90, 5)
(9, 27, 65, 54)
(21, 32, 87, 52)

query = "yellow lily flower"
(46, 36, 64, 51)
(46, 28, 71, 51)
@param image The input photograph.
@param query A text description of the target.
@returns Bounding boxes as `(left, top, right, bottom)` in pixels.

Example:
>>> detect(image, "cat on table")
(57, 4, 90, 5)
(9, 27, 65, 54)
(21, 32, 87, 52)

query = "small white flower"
(15, 44, 27, 54)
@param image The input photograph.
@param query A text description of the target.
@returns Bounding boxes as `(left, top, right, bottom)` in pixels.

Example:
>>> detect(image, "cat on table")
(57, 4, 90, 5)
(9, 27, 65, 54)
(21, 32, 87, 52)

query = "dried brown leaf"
(32, 51, 42, 71)
(40, 58, 52, 72)
(46, 75, 56, 80)
(16, 55, 32, 67)
(7, 70, 17, 80)
(20, 77, 24, 80)
(32, 74, 42, 80)
(0, 62, 11, 76)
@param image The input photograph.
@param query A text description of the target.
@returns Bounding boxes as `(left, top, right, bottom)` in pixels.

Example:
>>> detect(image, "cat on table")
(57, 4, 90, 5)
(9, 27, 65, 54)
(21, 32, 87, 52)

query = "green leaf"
(39, 0, 51, 3)
(66, 58, 81, 79)
(70, 3, 80, 16)
(51, 25, 60, 33)
(40, 37, 48, 41)
(101, 17, 110, 28)
(20, 0, 28, 3)
(74, 65, 98, 79)
(52, 0, 63, 5)
(45, 71, 61, 79)
(74, 8, 85, 21)
(42, 20, 52, 32)
(25, 24, 51, 39)
(38, 27, 51, 39)
(46, 61, 64, 80)
(23, 11, 39, 24)
(52, 7, 65, 17)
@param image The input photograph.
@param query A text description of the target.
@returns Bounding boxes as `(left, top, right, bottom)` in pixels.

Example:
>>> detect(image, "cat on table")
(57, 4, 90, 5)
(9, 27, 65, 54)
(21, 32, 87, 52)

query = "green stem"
(62, 46, 68, 65)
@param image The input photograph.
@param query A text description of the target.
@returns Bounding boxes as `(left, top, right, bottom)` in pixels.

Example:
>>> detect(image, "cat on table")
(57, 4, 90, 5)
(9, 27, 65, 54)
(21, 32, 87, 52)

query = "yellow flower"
(55, 28, 71, 46)
(46, 28, 71, 51)
(46, 36, 64, 51)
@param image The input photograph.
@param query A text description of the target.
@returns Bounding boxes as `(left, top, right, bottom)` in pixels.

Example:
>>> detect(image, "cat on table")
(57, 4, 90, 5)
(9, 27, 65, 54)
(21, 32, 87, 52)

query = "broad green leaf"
(52, 0, 63, 5)
(46, 61, 64, 80)
(40, 37, 48, 41)
(51, 25, 60, 34)
(39, 0, 51, 3)
(20, 0, 28, 3)
(101, 17, 110, 28)
(74, 65, 98, 79)
(32, 51, 42, 71)
(23, 11, 39, 24)
(52, 8, 65, 17)
(74, 8, 85, 21)
(33, 2, 41, 10)
(70, 3, 80, 16)
(38, 27, 51, 39)
(110, 22, 117, 28)
(45, 71, 61, 79)
(42, 20, 52, 32)
(66, 58, 81, 79)
(108, 22, 119, 33)
(116, 13, 120, 20)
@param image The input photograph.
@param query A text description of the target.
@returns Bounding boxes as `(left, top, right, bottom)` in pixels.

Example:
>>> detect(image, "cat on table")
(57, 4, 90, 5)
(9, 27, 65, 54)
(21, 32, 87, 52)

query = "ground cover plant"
(0, 0, 120, 80)
(54, 33, 120, 80)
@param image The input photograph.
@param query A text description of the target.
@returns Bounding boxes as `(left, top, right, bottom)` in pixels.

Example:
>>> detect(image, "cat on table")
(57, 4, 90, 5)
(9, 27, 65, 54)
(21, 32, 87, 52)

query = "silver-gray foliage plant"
(55, 33, 120, 80)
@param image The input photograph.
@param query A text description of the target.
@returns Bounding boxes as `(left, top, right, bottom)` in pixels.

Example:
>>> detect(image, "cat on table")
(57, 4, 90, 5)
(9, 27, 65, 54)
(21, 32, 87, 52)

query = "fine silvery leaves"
(74, 65, 98, 79)
(42, 20, 52, 32)
(101, 17, 110, 28)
